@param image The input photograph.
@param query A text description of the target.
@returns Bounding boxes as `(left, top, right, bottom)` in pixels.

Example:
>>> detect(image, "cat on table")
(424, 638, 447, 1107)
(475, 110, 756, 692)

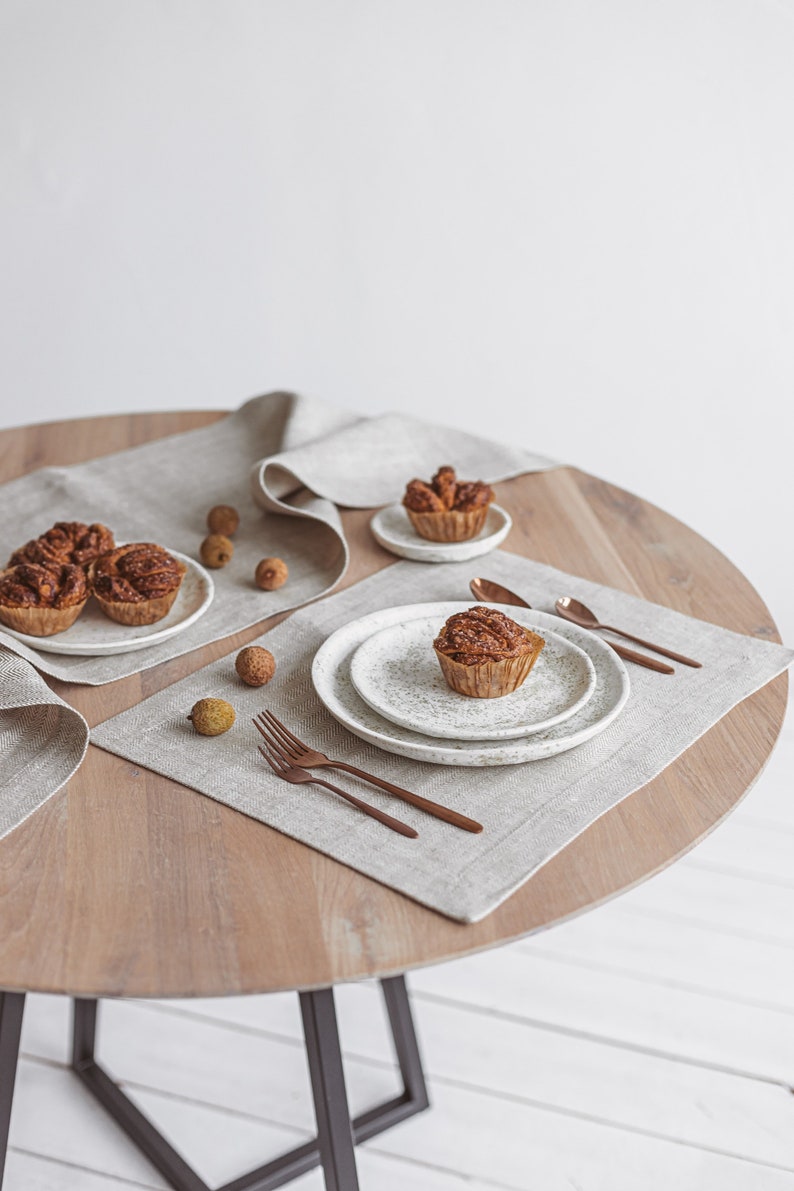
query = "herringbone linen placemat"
(0, 647, 89, 839)
(0, 392, 555, 686)
(91, 552, 793, 923)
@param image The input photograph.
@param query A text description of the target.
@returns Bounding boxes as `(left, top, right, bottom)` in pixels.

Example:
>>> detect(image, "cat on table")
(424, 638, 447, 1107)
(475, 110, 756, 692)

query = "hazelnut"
(235, 646, 276, 687)
(207, 504, 240, 536)
(187, 697, 236, 736)
(255, 557, 288, 591)
(200, 534, 234, 569)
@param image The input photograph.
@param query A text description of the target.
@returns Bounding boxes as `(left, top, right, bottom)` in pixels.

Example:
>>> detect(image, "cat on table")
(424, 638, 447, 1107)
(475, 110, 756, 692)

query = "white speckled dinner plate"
(369, 503, 511, 562)
(349, 615, 596, 740)
(3, 550, 214, 656)
(312, 603, 631, 766)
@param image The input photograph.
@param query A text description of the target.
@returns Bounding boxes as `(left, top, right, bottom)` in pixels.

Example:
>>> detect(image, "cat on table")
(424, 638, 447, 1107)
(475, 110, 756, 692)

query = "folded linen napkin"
(0, 647, 89, 841)
(0, 392, 555, 685)
(91, 552, 793, 923)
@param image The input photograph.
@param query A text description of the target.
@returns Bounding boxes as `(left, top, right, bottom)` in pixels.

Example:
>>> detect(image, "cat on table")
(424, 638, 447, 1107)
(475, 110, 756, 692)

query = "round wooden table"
(0, 411, 787, 1191)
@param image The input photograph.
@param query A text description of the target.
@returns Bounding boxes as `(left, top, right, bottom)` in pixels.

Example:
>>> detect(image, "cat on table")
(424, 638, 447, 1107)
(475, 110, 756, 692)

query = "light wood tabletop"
(0, 410, 787, 1000)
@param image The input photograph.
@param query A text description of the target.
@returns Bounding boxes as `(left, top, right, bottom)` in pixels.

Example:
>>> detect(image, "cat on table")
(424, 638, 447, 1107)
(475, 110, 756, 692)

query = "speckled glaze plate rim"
(311, 602, 631, 767)
(369, 503, 511, 563)
(3, 549, 215, 656)
(349, 616, 597, 740)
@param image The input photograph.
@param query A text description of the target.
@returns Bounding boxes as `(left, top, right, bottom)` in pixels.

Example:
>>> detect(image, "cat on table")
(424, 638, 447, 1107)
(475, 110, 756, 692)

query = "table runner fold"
(90, 552, 793, 923)
(0, 392, 556, 685)
(0, 647, 89, 839)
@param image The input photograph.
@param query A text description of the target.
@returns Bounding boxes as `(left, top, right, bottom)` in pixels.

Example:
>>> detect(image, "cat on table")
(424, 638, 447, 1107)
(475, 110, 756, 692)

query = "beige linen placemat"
(0, 647, 89, 839)
(91, 552, 793, 923)
(0, 392, 555, 685)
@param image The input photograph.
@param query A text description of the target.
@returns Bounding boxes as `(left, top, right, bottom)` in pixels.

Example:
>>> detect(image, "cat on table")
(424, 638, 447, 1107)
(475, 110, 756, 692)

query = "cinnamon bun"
(92, 543, 186, 626)
(402, 467, 494, 542)
(0, 562, 90, 636)
(433, 605, 544, 698)
(8, 521, 114, 570)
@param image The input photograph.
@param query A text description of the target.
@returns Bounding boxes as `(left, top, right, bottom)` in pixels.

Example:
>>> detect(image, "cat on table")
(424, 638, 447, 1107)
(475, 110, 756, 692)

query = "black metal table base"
(0, 992, 25, 1189)
(65, 975, 429, 1191)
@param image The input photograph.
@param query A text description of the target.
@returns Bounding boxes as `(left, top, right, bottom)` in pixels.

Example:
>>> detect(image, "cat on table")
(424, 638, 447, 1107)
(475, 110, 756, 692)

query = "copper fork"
(255, 710, 483, 834)
(255, 728, 418, 839)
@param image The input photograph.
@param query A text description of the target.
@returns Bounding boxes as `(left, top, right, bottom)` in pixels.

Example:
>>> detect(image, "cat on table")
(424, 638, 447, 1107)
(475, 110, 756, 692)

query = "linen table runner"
(0, 392, 555, 685)
(91, 551, 793, 923)
(0, 647, 89, 838)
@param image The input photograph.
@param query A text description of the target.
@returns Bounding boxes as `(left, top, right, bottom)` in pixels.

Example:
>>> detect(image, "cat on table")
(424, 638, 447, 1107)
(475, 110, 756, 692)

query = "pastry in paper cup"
(402, 466, 494, 543)
(8, 521, 115, 570)
(91, 543, 186, 626)
(0, 563, 90, 636)
(433, 605, 545, 699)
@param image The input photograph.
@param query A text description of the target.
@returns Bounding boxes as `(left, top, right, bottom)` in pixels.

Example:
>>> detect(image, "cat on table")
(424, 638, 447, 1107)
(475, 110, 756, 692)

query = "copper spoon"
(469, 578, 676, 675)
(555, 596, 701, 668)
(470, 577, 531, 608)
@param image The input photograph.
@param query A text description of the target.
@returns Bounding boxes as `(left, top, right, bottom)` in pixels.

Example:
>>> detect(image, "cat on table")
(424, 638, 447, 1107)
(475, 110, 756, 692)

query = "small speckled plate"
(312, 603, 631, 767)
(370, 503, 511, 563)
(349, 616, 596, 740)
(3, 550, 214, 656)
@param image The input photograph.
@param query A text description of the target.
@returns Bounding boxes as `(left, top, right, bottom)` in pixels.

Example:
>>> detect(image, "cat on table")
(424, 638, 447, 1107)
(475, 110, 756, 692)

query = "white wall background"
(1, 0, 792, 640)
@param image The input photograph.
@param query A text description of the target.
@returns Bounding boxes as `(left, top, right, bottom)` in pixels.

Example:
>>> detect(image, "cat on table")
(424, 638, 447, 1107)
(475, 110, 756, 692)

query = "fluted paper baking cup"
(434, 638, 544, 698)
(405, 505, 490, 542)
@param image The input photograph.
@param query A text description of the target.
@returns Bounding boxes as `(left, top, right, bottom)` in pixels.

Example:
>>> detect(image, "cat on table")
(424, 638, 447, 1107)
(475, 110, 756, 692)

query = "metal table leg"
(299, 988, 359, 1191)
(0, 991, 25, 1189)
(70, 976, 429, 1191)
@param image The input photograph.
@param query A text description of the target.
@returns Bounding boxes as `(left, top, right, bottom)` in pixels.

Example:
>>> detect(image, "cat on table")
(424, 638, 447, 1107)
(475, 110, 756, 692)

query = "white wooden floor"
(6, 697, 793, 1191)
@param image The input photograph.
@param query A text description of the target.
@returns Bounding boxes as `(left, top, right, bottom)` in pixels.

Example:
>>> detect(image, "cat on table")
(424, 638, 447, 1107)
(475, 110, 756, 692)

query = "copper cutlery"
(255, 723, 419, 838)
(254, 710, 483, 834)
(468, 577, 676, 675)
(555, 596, 701, 668)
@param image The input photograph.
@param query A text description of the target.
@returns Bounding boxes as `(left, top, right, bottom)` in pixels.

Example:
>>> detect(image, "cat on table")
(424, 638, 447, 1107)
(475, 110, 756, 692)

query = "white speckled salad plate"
(312, 602, 631, 766)
(349, 615, 596, 740)
(3, 550, 214, 656)
(369, 504, 511, 563)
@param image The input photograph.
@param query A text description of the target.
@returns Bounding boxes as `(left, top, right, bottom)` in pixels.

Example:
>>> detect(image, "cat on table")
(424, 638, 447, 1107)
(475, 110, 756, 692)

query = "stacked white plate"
(311, 602, 631, 766)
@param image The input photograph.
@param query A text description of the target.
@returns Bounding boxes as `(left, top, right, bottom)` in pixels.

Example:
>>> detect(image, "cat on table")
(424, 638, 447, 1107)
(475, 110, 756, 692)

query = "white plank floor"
(5, 699, 793, 1191)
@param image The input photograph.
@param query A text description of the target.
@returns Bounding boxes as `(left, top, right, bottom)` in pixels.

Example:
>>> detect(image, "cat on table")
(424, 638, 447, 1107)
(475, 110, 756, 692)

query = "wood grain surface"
(0, 411, 786, 999)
